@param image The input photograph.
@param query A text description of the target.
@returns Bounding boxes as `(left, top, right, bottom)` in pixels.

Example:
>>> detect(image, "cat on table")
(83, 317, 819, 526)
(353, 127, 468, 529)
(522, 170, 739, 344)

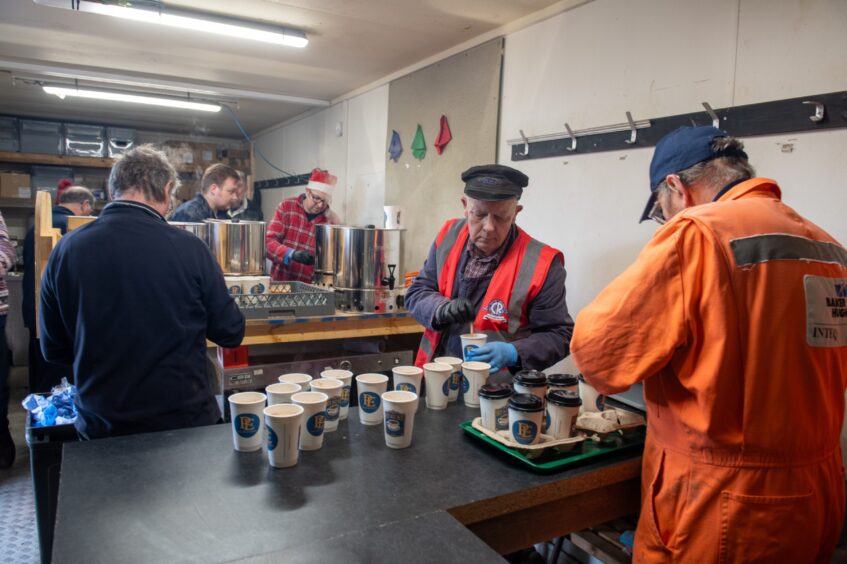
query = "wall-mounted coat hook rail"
(564, 123, 577, 151)
(254, 172, 311, 190)
(702, 102, 720, 128)
(625, 111, 638, 144)
(506, 117, 651, 152)
(802, 100, 825, 122)
(516, 129, 529, 157)
(510, 90, 847, 162)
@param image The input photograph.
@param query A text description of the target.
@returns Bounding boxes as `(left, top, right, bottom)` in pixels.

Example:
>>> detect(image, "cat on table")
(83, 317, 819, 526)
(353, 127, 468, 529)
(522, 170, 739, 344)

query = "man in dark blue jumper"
(40, 145, 245, 439)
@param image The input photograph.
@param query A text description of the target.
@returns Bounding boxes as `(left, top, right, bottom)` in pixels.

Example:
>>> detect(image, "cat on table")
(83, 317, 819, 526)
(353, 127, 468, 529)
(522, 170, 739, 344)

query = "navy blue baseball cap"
(639, 126, 728, 222)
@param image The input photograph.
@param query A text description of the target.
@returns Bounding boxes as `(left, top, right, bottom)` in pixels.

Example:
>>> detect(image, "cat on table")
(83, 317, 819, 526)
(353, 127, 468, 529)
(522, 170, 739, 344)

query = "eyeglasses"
(648, 184, 681, 225)
(308, 191, 327, 206)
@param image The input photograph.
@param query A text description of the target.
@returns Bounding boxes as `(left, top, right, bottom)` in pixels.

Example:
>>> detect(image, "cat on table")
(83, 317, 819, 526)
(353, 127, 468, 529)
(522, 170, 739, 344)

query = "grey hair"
(109, 144, 179, 202)
(656, 136, 756, 193)
(58, 186, 95, 208)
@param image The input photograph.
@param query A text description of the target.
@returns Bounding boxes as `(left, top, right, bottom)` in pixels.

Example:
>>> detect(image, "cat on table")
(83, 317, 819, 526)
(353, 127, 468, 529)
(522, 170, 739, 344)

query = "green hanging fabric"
(411, 124, 427, 160)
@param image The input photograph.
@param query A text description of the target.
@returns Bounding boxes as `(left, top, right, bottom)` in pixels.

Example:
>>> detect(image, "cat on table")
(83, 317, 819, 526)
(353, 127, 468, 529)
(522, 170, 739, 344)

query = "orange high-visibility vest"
(414, 219, 562, 366)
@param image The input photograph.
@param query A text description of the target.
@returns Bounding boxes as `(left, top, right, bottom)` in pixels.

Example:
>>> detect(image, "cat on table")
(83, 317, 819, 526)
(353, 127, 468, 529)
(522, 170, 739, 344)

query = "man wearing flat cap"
(571, 126, 847, 562)
(406, 164, 574, 375)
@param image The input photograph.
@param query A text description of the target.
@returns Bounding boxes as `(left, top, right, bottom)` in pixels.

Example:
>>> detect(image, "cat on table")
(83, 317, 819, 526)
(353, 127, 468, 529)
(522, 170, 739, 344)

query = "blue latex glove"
(467, 342, 518, 373)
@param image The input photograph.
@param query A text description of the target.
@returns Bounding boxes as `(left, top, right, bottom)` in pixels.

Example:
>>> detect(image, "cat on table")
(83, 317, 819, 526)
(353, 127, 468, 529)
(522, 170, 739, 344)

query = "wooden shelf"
(0, 197, 36, 210)
(0, 150, 114, 169)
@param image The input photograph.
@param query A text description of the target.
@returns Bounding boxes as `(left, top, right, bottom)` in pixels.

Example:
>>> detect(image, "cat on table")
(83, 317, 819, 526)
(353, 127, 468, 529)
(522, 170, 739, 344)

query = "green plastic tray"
(460, 420, 645, 473)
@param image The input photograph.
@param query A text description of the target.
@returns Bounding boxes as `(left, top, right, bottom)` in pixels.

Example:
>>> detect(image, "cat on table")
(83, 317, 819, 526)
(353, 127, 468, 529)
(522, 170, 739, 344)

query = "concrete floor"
(0, 365, 39, 564)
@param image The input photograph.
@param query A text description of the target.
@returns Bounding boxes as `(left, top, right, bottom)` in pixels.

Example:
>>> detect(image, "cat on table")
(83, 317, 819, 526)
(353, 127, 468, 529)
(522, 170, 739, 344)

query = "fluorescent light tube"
(34, 0, 308, 48)
(42, 86, 222, 113)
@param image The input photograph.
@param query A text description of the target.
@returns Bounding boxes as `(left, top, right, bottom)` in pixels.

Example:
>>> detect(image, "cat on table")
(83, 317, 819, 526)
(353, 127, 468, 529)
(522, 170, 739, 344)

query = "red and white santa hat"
(307, 168, 337, 199)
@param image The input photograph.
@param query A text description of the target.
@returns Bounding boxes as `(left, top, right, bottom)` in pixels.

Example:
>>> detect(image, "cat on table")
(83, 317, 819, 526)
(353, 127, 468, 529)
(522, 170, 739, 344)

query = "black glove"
(291, 250, 315, 265)
(434, 298, 475, 329)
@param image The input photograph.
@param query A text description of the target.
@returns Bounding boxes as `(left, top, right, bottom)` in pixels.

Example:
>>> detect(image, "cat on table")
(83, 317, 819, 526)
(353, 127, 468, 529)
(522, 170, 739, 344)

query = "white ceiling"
(0, 0, 563, 138)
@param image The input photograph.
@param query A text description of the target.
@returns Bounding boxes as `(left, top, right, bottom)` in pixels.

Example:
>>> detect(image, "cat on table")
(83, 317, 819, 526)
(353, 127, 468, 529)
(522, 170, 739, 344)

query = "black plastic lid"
(478, 383, 512, 400)
(514, 370, 547, 387)
(508, 393, 544, 412)
(548, 374, 579, 387)
(547, 390, 582, 408)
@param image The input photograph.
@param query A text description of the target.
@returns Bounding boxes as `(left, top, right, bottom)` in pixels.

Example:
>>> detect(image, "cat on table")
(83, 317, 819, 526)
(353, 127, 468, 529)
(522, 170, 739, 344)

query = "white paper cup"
(392, 366, 423, 395)
(279, 373, 312, 392)
(264, 403, 303, 468)
(578, 375, 606, 412)
(224, 276, 244, 296)
(321, 369, 354, 420)
(243, 276, 271, 295)
(265, 382, 302, 406)
(460, 333, 488, 361)
(434, 356, 463, 403)
(382, 391, 419, 449)
(547, 374, 579, 395)
(508, 394, 544, 445)
(422, 362, 453, 410)
(356, 373, 389, 425)
(384, 205, 403, 229)
(309, 378, 344, 432)
(228, 391, 267, 452)
(478, 384, 512, 432)
(460, 361, 491, 407)
(546, 391, 582, 440)
(291, 391, 328, 450)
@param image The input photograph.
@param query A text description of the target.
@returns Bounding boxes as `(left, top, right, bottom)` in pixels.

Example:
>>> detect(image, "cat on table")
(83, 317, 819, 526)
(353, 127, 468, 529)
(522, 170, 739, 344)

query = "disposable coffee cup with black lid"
(508, 393, 544, 445)
(546, 390, 582, 439)
(478, 383, 512, 432)
(513, 370, 548, 416)
(577, 373, 606, 412)
(547, 390, 582, 407)
(548, 374, 579, 388)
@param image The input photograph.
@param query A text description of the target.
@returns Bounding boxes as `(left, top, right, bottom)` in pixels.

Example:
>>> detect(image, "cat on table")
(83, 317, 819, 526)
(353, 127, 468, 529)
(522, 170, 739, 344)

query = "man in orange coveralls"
(571, 125, 847, 563)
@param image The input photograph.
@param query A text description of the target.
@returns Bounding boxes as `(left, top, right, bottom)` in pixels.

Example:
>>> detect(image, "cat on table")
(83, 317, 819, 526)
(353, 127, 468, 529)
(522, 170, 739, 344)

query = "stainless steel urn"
(206, 219, 266, 275)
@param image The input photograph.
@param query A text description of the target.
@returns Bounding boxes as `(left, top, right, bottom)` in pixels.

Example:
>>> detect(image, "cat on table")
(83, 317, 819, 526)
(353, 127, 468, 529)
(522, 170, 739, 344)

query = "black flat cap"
(461, 164, 529, 201)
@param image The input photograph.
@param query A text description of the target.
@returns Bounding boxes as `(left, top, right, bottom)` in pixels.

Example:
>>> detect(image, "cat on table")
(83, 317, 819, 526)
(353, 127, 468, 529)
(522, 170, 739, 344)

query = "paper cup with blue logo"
(578, 374, 606, 412)
(434, 356, 463, 403)
(309, 378, 344, 432)
(291, 391, 329, 451)
(381, 390, 419, 449)
(478, 383, 512, 432)
(279, 373, 312, 391)
(546, 391, 581, 440)
(392, 366, 423, 413)
(356, 373, 389, 426)
(321, 369, 354, 420)
(460, 361, 490, 407)
(422, 362, 453, 410)
(508, 393, 544, 446)
(266, 382, 302, 406)
(460, 333, 487, 361)
(264, 403, 303, 468)
(228, 391, 267, 452)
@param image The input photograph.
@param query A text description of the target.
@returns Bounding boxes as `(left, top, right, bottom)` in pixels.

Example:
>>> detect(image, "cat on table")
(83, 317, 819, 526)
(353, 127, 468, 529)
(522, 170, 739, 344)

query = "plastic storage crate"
(20, 120, 63, 155)
(64, 124, 106, 157)
(233, 281, 335, 319)
(0, 116, 19, 152)
(106, 127, 135, 157)
(25, 417, 78, 564)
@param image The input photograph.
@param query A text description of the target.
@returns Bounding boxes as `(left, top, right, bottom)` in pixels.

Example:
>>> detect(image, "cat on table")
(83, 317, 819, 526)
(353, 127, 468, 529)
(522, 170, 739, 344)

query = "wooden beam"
(34, 191, 61, 338)
(67, 215, 97, 231)
(240, 315, 424, 346)
(0, 150, 114, 169)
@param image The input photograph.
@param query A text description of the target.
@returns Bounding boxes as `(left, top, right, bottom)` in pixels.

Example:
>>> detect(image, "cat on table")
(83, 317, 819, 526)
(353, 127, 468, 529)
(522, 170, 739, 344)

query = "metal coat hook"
(802, 100, 825, 122)
(625, 111, 637, 144)
(517, 129, 529, 156)
(702, 102, 720, 128)
(564, 123, 577, 151)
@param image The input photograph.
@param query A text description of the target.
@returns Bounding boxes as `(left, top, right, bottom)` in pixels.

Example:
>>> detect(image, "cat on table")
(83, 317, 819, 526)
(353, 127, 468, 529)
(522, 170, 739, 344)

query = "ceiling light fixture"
(42, 85, 222, 113)
(33, 0, 309, 48)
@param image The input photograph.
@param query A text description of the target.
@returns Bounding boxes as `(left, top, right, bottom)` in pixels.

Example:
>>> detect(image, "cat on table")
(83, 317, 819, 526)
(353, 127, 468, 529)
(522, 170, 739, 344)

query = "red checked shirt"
(266, 193, 339, 282)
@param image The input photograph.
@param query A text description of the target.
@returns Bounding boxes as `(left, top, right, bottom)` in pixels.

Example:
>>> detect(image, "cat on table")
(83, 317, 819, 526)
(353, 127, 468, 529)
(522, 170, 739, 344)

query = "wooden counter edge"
(447, 457, 642, 554)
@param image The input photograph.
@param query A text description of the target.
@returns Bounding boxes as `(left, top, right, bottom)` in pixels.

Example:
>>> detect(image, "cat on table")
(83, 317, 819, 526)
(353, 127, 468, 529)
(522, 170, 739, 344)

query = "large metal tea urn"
(314, 225, 404, 312)
(206, 219, 266, 275)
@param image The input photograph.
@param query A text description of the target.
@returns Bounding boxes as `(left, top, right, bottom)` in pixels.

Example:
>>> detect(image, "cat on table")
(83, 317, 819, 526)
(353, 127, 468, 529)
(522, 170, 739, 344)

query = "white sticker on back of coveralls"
(804, 275, 847, 347)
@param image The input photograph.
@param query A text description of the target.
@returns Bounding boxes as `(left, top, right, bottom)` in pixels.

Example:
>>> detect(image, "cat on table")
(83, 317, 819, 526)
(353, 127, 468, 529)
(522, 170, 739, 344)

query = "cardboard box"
(0, 172, 32, 199)
(162, 141, 194, 166)
(194, 143, 218, 164)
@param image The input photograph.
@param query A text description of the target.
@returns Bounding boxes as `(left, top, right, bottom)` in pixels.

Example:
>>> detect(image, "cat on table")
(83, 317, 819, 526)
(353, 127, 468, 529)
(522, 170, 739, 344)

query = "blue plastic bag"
(22, 378, 78, 427)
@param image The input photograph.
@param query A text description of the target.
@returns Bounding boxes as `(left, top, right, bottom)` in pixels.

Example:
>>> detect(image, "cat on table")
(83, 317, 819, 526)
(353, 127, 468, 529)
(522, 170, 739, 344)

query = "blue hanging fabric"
(388, 130, 403, 162)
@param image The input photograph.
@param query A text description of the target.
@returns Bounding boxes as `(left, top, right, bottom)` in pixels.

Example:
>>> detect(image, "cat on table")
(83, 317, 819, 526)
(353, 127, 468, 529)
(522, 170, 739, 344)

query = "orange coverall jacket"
(571, 178, 847, 563)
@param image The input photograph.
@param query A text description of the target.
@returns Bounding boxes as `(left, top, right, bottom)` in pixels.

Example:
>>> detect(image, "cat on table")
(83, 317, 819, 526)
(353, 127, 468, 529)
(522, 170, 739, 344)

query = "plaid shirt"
(266, 194, 338, 282)
(0, 212, 18, 316)
(463, 225, 515, 280)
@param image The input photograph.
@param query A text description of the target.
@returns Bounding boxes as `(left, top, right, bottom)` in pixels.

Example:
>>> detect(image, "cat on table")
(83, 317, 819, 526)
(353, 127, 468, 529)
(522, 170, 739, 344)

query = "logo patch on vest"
(482, 299, 507, 323)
